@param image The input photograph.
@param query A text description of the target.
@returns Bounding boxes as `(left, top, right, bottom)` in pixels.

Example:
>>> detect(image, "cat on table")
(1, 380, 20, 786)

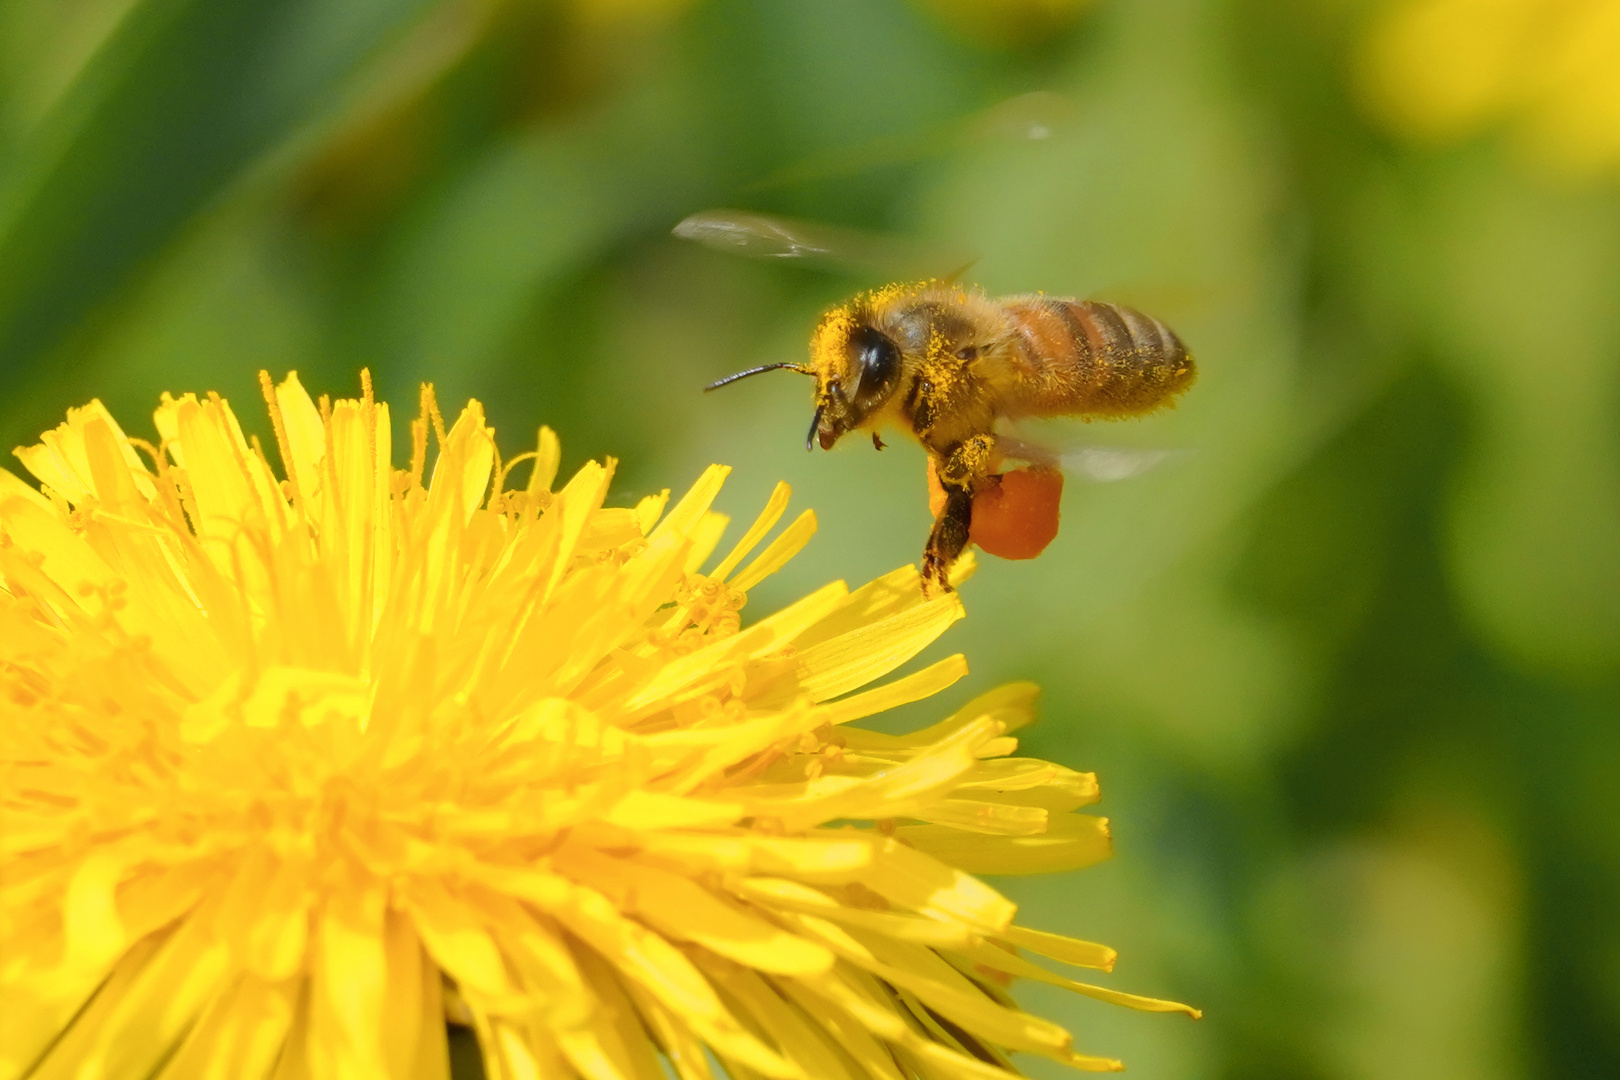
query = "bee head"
(806, 307, 904, 451)
(701, 293, 910, 452)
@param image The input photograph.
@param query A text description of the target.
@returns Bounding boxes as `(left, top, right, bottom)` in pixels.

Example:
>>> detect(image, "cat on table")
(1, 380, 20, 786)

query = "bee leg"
(922, 484, 973, 596)
(939, 434, 997, 487)
(872, 432, 886, 451)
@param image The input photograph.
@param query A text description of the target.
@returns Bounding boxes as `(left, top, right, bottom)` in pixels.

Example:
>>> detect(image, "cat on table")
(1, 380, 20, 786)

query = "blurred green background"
(3, 0, 1617, 1076)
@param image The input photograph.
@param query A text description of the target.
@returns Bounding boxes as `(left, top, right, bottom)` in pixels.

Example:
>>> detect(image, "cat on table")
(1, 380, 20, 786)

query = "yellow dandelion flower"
(0, 372, 1196, 1080)
(1357, 0, 1620, 175)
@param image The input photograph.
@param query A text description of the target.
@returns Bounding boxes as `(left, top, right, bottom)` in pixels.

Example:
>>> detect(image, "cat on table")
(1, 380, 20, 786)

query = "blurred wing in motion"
(739, 90, 1078, 192)
(674, 210, 852, 260)
(673, 91, 1075, 278)
(993, 432, 1191, 483)
(673, 209, 974, 281)
(1061, 446, 1186, 483)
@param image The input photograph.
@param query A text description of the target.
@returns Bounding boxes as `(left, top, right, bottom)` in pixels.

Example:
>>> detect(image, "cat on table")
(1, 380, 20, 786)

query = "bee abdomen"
(1015, 298, 1195, 418)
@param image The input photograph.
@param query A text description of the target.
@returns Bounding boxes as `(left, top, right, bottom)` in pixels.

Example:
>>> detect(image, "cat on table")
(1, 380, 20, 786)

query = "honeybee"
(707, 280, 1195, 593)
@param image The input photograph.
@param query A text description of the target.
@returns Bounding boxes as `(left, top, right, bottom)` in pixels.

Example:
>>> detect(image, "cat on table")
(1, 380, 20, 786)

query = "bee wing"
(674, 210, 862, 261)
(737, 90, 1076, 193)
(673, 209, 972, 280)
(673, 92, 1074, 277)
(992, 431, 1192, 484)
(1059, 446, 1190, 483)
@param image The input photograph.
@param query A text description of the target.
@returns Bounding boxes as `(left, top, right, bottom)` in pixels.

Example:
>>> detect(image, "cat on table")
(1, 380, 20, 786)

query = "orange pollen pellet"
(926, 460, 1063, 561)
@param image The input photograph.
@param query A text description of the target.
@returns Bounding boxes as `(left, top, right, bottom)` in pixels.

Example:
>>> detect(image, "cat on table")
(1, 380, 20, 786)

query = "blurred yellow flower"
(1357, 0, 1620, 174)
(0, 374, 1195, 1079)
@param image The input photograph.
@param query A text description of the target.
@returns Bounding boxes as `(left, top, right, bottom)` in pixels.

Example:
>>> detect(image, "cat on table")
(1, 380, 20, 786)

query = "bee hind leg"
(939, 434, 998, 486)
(922, 485, 973, 596)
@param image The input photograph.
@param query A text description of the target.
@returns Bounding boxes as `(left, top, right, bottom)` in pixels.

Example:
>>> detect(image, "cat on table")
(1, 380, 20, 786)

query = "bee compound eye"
(851, 326, 901, 405)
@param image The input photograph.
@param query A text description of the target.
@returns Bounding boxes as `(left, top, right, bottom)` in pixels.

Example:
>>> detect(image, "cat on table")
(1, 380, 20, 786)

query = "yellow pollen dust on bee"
(809, 280, 952, 380)
(920, 324, 971, 401)
(860, 280, 928, 307)
(809, 304, 857, 380)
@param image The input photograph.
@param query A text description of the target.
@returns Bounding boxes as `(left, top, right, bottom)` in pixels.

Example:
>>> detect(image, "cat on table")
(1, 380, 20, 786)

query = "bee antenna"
(806, 404, 825, 452)
(703, 364, 811, 391)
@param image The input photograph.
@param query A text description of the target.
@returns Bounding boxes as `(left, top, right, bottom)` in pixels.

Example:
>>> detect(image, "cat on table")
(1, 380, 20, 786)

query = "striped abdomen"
(1004, 297, 1194, 418)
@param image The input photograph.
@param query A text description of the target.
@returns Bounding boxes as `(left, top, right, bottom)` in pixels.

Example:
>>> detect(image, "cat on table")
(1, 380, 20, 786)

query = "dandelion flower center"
(0, 372, 1195, 1080)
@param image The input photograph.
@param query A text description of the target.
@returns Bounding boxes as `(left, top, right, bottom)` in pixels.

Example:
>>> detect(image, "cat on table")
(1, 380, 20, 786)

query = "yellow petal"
(814, 922, 1073, 1056)
(11, 931, 169, 1080)
(580, 508, 643, 551)
(851, 681, 1039, 751)
(816, 654, 969, 727)
(551, 885, 806, 1080)
(858, 838, 1016, 933)
(898, 813, 1114, 876)
(649, 465, 729, 545)
(559, 945, 669, 1080)
(431, 401, 496, 526)
(634, 490, 669, 534)
(602, 790, 743, 831)
(62, 847, 129, 974)
(728, 508, 816, 592)
(0, 492, 120, 620)
(795, 591, 964, 702)
(567, 853, 834, 976)
(383, 909, 449, 1080)
(528, 425, 561, 494)
(160, 972, 299, 1080)
(636, 832, 873, 877)
(402, 880, 515, 1003)
(165, 392, 286, 543)
(308, 885, 389, 1078)
(911, 799, 1049, 836)
(998, 924, 1116, 973)
(710, 480, 790, 580)
(961, 935, 1200, 1017)
(14, 400, 151, 505)
(732, 878, 978, 949)
(695, 960, 858, 1080)
(789, 565, 925, 650)
(773, 977, 907, 1080)
(616, 976, 716, 1080)
(55, 910, 232, 1080)
(273, 371, 327, 510)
